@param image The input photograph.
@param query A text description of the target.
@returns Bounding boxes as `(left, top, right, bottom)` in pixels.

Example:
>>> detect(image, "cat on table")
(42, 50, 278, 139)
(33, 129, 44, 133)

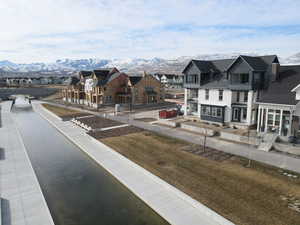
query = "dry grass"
(102, 132, 300, 225)
(42, 103, 89, 118)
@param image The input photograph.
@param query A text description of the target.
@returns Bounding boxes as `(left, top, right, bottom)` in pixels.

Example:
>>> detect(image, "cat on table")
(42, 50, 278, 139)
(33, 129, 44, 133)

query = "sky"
(0, 0, 300, 63)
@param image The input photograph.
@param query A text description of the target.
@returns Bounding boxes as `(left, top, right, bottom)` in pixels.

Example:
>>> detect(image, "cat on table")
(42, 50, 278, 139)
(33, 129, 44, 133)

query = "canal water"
(12, 98, 170, 225)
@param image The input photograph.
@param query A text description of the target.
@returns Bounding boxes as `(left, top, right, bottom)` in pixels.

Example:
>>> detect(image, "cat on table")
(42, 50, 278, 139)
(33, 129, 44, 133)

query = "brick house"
(129, 72, 165, 104)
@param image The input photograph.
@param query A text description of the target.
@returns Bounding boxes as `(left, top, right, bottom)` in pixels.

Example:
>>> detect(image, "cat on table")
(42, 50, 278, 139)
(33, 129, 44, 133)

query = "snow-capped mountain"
(0, 52, 299, 76)
(284, 53, 300, 65)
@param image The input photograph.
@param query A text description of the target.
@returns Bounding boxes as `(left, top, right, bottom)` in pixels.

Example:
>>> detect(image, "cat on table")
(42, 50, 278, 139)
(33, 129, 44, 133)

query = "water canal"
(12, 98, 169, 225)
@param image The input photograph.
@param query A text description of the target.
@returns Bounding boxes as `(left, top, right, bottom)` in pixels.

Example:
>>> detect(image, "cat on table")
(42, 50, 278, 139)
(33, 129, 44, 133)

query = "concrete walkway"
(44, 101, 300, 174)
(0, 101, 54, 225)
(34, 103, 235, 225)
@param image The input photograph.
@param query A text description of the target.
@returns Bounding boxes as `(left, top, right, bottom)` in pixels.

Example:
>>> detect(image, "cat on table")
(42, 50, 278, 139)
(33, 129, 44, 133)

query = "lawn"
(101, 131, 300, 225)
(42, 103, 90, 118)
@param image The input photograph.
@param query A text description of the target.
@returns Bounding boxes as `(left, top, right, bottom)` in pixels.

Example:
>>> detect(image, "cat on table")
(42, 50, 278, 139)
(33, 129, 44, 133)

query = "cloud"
(0, 0, 299, 63)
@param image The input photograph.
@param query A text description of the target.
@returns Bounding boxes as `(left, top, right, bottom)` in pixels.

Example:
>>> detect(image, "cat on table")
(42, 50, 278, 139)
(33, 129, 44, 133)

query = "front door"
(232, 108, 241, 122)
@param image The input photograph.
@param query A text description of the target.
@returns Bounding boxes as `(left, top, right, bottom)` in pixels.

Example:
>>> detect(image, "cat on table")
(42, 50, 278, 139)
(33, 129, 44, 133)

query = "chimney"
(271, 63, 280, 81)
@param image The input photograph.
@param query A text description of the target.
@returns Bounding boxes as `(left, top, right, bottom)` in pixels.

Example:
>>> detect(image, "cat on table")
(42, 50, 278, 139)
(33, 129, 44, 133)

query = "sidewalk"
(0, 101, 54, 225)
(34, 103, 236, 225)
(43, 101, 300, 174)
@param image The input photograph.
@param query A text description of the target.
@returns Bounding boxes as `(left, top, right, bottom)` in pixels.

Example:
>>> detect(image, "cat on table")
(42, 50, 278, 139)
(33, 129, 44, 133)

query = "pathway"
(0, 101, 54, 225)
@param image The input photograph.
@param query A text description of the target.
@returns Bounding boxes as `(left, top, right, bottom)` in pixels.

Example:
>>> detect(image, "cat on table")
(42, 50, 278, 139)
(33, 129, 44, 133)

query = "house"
(154, 73, 183, 89)
(256, 65, 300, 137)
(183, 55, 279, 129)
(62, 68, 165, 108)
(63, 68, 131, 108)
(129, 72, 165, 104)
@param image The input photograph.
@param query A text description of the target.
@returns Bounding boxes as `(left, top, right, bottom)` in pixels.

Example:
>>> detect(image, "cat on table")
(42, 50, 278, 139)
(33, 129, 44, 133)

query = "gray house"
(183, 55, 279, 129)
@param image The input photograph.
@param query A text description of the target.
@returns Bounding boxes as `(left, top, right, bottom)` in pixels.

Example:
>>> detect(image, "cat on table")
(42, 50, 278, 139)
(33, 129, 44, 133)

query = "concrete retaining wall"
(220, 131, 260, 146)
(157, 119, 180, 127)
(274, 143, 300, 156)
(181, 123, 216, 136)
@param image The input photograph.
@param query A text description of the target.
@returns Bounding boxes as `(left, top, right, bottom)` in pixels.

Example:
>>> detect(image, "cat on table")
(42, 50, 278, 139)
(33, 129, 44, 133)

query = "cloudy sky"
(1, 0, 300, 63)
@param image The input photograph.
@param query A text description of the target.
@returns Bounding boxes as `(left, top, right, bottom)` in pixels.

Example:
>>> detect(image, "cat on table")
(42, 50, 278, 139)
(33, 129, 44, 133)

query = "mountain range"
(0, 53, 300, 76)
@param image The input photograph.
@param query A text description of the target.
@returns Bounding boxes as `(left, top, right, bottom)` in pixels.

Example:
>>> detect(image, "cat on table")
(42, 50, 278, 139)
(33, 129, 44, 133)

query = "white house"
(183, 55, 280, 129)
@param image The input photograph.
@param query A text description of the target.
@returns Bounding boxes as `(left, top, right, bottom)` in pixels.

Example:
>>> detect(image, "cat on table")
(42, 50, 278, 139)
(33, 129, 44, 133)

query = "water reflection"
(12, 97, 169, 225)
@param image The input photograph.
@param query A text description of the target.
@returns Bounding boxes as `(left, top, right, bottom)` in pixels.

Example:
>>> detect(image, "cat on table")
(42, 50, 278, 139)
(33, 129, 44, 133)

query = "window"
(219, 90, 223, 101)
(240, 73, 249, 83)
(201, 105, 223, 118)
(211, 107, 217, 117)
(244, 91, 248, 102)
(186, 74, 198, 84)
(217, 108, 222, 117)
(205, 89, 209, 100)
(236, 91, 240, 102)
(242, 109, 247, 120)
(202, 106, 211, 116)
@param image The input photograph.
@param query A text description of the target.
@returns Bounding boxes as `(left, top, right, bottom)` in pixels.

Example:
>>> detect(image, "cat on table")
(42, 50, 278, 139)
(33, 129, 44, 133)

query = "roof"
(93, 72, 126, 87)
(183, 58, 234, 74)
(192, 60, 216, 73)
(129, 76, 142, 85)
(93, 68, 118, 78)
(258, 65, 300, 105)
(211, 59, 235, 72)
(79, 71, 92, 77)
(226, 55, 278, 72)
(240, 55, 268, 71)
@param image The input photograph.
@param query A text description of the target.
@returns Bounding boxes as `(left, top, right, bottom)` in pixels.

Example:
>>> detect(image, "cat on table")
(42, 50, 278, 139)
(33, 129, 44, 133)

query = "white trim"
(256, 102, 295, 107)
(291, 83, 300, 92)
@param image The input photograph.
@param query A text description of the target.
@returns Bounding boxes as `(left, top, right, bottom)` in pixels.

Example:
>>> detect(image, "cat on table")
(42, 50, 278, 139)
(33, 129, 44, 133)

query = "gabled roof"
(93, 72, 127, 87)
(129, 76, 142, 85)
(226, 55, 278, 72)
(183, 58, 234, 74)
(258, 65, 300, 105)
(192, 60, 216, 73)
(79, 71, 92, 77)
(93, 68, 118, 79)
(240, 55, 268, 71)
(259, 55, 279, 65)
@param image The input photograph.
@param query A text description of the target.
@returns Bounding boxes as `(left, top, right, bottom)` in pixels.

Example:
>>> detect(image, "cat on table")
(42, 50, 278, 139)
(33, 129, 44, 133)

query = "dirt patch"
(180, 145, 232, 162)
(89, 126, 143, 139)
(42, 103, 91, 119)
(77, 116, 123, 129)
(102, 131, 300, 225)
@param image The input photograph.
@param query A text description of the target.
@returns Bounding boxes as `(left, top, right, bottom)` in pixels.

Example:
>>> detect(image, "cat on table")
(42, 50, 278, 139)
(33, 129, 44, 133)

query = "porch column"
(261, 108, 265, 131)
(288, 110, 293, 136)
(272, 110, 276, 126)
(257, 106, 261, 132)
(184, 88, 188, 116)
(279, 109, 283, 135)
(246, 91, 253, 125)
(264, 108, 269, 132)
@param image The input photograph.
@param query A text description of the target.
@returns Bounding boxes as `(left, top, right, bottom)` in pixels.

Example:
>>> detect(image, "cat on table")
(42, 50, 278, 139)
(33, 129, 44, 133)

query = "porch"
(257, 104, 298, 137)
